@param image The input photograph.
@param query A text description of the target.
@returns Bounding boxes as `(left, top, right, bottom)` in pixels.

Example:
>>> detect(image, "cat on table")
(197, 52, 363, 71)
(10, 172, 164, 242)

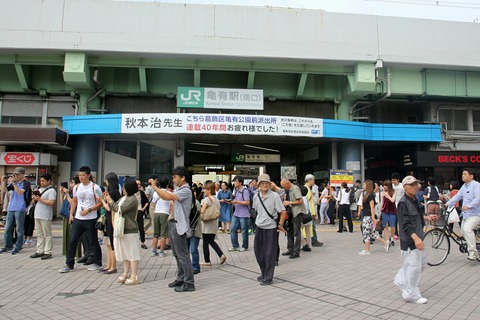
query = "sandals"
(125, 275, 140, 285)
(118, 273, 130, 283)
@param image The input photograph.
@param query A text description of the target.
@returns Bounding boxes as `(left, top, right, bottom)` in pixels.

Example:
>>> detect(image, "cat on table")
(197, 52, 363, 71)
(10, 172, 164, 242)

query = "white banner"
(121, 113, 323, 138)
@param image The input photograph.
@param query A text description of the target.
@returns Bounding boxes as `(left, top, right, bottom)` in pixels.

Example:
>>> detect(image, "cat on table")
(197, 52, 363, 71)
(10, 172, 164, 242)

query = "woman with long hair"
(104, 179, 142, 285)
(61, 176, 82, 257)
(200, 181, 226, 266)
(100, 172, 121, 274)
(382, 179, 397, 246)
(358, 180, 389, 255)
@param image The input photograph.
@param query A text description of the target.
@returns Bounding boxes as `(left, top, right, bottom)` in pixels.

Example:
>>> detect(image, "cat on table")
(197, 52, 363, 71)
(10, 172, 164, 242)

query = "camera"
(33, 190, 41, 197)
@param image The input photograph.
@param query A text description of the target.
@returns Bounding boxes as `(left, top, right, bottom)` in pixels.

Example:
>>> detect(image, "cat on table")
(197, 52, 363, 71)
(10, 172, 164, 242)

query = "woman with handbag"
(200, 181, 226, 266)
(99, 172, 121, 274)
(358, 180, 390, 255)
(104, 179, 142, 285)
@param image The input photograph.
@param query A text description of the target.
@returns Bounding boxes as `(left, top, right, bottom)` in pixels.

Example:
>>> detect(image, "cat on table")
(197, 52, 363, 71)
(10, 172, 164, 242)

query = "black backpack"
(188, 189, 199, 230)
(427, 186, 440, 202)
(349, 187, 356, 205)
(23, 181, 32, 207)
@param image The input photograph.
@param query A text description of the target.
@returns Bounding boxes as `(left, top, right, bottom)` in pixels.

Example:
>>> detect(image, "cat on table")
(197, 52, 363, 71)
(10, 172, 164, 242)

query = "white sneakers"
(358, 250, 371, 255)
(411, 297, 428, 304)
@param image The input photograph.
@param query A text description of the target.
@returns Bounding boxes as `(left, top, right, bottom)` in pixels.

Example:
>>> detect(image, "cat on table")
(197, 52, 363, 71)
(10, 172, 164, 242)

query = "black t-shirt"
(362, 193, 375, 217)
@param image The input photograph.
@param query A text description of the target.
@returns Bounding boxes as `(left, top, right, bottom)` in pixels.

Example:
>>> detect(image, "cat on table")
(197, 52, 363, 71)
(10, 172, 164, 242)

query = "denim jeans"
(187, 236, 200, 272)
(230, 215, 249, 249)
(4, 211, 26, 250)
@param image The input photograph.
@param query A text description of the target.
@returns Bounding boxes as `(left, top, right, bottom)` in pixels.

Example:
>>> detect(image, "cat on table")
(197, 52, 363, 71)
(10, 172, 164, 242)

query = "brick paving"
(0, 220, 479, 319)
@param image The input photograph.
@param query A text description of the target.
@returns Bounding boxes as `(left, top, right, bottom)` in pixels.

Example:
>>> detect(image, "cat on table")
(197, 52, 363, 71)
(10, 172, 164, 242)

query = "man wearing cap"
(280, 178, 306, 259)
(252, 174, 286, 285)
(0, 167, 31, 255)
(446, 168, 480, 261)
(394, 175, 437, 304)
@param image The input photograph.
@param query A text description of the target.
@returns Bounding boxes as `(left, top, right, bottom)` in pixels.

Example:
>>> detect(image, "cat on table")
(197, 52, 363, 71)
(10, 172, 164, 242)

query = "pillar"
(71, 136, 100, 178)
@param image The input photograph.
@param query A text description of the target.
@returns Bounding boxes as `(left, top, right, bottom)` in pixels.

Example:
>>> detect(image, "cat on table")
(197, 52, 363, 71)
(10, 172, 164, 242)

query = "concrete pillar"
(337, 141, 364, 184)
(71, 136, 100, 176)
(337, 100, 355, 121)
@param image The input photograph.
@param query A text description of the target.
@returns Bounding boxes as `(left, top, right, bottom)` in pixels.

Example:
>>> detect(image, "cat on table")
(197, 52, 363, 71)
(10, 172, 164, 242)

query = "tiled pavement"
(0, 220, 479, 320)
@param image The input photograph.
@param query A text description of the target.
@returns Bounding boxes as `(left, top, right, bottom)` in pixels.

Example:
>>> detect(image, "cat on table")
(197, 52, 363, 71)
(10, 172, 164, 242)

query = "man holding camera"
(0, 167, 31, 255)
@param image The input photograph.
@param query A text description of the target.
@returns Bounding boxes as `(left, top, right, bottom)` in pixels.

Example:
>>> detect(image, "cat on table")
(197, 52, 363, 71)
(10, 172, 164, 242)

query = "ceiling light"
(244, 144, 279, 153)
(191, 142, 220, 147)
(187, 150, 216, 154)
(166, 92, 175, 99)
(267, 95, 276, 102)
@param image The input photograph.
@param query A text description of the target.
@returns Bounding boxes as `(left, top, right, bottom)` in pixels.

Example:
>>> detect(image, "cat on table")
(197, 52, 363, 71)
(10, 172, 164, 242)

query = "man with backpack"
(0, 167, 31, 255)
(151, 166, 195, 292)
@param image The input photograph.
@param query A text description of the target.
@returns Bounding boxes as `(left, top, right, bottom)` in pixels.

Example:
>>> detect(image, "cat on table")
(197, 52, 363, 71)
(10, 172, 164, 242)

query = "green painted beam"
(194, 69, 201, 87)
(16, 55, 64, 65)
(139, 67, 147, 93)
(14, 64, 30, 91)
(88, 56, 354, 75)
(247, 71, 255, 89)
(296, 72, 308, 97)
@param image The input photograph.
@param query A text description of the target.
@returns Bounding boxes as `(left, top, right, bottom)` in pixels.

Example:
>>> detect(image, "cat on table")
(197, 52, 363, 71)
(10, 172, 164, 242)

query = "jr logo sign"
(177, 87, 204, 108)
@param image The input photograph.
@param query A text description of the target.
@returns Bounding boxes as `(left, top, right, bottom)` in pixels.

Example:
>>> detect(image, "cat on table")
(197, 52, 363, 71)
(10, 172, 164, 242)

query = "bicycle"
(423, 206, 480, 266)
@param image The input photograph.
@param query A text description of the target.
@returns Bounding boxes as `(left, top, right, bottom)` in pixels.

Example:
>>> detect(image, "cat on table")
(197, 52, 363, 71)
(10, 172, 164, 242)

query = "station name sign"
(416, 151, 480, 167)
(177, 87, 263, 110)
(121, 113, 323, 138)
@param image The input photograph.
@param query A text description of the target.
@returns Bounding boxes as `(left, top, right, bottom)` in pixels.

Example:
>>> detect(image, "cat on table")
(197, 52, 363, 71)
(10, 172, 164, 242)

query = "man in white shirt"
(30, 174, 56, 260)
(59, 166, 103, 273)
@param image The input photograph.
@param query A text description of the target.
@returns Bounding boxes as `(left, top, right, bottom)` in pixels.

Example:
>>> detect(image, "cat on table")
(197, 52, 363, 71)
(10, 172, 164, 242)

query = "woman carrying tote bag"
(104, 179, 142, 285)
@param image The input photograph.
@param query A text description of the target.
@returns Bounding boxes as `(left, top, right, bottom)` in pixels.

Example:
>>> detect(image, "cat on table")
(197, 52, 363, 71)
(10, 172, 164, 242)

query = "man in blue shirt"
(446, 168, 480, 260)
(1, 167, 31, 255)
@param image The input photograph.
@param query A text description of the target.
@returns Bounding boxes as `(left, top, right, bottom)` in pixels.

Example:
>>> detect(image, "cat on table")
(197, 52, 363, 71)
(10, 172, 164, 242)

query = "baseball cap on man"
(257, 174, 271, 184)
(402, 175, 419, 186)
(13, 167, 25, 174)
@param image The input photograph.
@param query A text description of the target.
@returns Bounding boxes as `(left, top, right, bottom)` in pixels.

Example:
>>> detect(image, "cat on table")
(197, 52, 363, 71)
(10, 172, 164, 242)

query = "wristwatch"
(88, 208, 92, 213)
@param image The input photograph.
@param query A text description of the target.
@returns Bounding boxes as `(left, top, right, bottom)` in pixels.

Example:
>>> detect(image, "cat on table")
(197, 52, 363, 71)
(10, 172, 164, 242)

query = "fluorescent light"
(187, 149, 216, 154)
(191, 142, 220, 147)
(244, 144, 279, 153)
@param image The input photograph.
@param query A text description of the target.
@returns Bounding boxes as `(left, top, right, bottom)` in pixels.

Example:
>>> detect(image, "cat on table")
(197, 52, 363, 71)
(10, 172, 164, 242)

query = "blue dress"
(217, 189, 232, 222)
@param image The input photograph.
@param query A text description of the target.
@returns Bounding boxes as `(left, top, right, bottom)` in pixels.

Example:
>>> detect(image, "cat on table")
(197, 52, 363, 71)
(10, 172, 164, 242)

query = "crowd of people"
(1, 165, 479, 301)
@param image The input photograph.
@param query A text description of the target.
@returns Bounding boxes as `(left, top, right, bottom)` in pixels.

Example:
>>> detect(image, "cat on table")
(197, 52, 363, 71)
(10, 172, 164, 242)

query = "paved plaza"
(0, 220, 479, 320)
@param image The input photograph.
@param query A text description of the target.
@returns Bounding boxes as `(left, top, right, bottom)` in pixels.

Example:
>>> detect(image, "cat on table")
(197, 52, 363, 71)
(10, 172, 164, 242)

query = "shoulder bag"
(258, 194, 279, 225)
(200, 196, 220, 221)
(113, 202, 125, 238)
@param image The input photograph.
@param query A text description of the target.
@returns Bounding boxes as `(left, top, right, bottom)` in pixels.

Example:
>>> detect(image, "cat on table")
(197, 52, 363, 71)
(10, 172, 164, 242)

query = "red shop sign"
(3, 153, 37, 165)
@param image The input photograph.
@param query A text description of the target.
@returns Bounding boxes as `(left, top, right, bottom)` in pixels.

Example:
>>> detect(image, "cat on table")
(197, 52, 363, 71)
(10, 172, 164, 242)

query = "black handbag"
(95, 215, 106, 232)
(301, 211, 313, 224)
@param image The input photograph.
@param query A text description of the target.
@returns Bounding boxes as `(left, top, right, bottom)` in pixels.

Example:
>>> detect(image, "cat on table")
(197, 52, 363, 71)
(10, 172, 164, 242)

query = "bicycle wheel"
(423, 228, 450, 266)
(475, 228, 480, 262)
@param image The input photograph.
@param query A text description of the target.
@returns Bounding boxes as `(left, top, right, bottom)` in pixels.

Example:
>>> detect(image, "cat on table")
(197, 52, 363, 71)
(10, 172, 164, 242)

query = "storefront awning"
(0, 127, 69, 146)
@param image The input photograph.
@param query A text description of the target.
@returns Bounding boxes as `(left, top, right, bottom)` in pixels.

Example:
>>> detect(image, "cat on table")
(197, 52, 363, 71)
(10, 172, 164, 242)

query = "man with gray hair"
(280, 178, 306, 259)
(394, 176, 437, 304)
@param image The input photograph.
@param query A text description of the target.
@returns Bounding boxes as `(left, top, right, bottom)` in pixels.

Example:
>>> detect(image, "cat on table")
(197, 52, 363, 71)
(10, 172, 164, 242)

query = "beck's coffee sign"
(416, 152, 480, 167)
